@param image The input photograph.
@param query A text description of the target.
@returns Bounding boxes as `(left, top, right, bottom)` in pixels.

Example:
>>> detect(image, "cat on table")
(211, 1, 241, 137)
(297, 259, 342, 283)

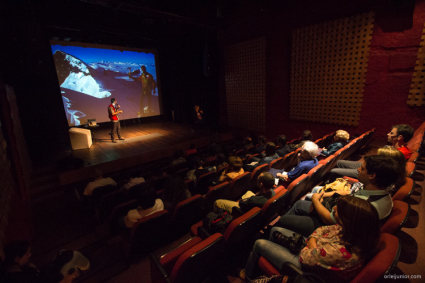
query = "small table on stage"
(85, 124, 99, 143)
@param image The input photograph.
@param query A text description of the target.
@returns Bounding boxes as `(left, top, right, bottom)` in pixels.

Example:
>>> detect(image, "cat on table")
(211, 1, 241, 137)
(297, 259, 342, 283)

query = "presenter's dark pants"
(111, 120, 121, 140)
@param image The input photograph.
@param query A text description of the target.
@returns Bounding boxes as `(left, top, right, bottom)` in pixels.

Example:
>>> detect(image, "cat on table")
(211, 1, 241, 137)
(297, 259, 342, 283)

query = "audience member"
(377, 147, 406, 195)
(243, 137, 254, 149)
(245, 142, 279, 172)
(277, 155, 397, 237)
(218, 156, 244, 183)
(275, 141, 319, 185)
(329, 124, 413, 181)
(168, 149, 187, 172)
(1, 240, 89, 283)
(215, 153, 228, 169)
(276, 135, 292, 157)
(161, 176, 191, 213)
(214, 172, 275, 213)
(387, 124, 414, 160)
(186, 157, 209, 183)
(255, 135, 267, 155)
(321, 130, 349, 157)
(124, 185, 164, 228)
(193, 105, 204, 125)
(291, 130, 313, 150)
(83, 168, 116, 196)
(240, 196, 380, 282)
(121, 171, 145, 190)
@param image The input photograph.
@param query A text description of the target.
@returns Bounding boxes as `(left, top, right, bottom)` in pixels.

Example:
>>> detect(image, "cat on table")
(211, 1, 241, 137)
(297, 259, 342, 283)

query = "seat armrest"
(197, 225, 212, 239)
(150, 253, 171, 283)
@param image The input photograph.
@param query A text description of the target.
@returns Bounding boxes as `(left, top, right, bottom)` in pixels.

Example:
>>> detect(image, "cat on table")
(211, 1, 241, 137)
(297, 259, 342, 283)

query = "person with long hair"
(240, 196, 380, 282)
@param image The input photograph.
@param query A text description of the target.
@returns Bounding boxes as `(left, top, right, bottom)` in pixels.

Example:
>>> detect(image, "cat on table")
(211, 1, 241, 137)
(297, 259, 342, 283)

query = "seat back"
(408, 151, 419, 163)
(288, 148, 302, 169)
(281, 152, 296, 171)
(185, 179, 195, 195)
(350, 233, 400, 283)
(97, 189, 126, 222)
(285, 174, 310, 205)
(227, 172, 251, 200)
(170, 233, 225, 283)
(216, 164, 229, 178)
(269, 157, 284, 170)
(171, 194, 205, 236)
(125, 181, 151, 200)
(223, 207, 262, 250)
(92, 184, 118, 206)
(314, 138, 325, 148)
(392, 177, 415, 201)
(304, 164, 324, 194)
(196, 171, 216, 195)
(380, 200, 410, 235)
(250, 164, 270, 190)
(108, 199, 139, 235)
(129, 210, 170, 256)
(319, 155, 336, 178)
(406, 161, 416, 177)
(204, 182, 230, 213)
(261, 187, 289, 226)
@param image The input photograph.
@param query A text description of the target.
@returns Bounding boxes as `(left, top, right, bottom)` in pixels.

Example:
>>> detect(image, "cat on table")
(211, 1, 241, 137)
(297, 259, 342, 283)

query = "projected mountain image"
(51, 43, 161, 126)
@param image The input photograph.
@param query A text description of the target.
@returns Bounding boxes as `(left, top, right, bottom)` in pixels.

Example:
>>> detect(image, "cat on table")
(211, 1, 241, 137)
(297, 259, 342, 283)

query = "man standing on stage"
(109, 98, 124, 143)
(128, 65, 156, 116)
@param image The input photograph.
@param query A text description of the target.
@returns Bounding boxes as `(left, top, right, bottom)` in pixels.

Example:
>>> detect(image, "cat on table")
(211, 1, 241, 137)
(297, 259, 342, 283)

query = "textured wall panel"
(290, 12, 374, 126)
(225, 37, 266, 132)
(409, 23, 425, 106)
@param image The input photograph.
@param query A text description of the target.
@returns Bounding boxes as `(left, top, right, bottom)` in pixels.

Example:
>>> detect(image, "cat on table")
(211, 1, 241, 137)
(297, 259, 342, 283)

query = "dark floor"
(29, 138, 424, 283)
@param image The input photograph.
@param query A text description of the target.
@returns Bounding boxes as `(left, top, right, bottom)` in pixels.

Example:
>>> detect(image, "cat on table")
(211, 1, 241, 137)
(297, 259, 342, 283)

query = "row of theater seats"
(148, 124, 425, 283)
(256, 123, 425, 282)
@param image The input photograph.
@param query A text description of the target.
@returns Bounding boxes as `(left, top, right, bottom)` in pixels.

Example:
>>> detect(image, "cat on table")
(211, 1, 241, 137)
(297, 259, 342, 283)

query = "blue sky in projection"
(51, 45, 155, 64)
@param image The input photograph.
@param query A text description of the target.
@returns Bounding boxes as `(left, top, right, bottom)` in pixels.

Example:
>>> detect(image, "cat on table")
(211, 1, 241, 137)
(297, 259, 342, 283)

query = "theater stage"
(59, 121, 233, 186)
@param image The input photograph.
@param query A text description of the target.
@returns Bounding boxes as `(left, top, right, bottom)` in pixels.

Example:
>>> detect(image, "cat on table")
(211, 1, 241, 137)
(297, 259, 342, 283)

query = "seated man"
(83, 168, 116, 196)
(274, 141, 319, 186)
(276, 135, 292, 157)
(122, 171, 145, 190)
(329, 124, 414, 181)
(124, 185, 164, 228)
(255, 135, 268, 155)
(214, 172, 275, 213)
(276, 155, 398, 237)
(244, 142, 279, 172)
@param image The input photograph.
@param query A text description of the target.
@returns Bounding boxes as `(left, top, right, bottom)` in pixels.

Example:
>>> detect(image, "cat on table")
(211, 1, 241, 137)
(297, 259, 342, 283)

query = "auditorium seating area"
(20, 122, 425, 282)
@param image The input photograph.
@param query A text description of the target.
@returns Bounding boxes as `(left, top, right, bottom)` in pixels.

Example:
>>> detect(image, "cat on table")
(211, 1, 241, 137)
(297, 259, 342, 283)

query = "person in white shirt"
(122, 172, 145, 190)
(83, 168, 116, 196)
(124, 185, 164, 228)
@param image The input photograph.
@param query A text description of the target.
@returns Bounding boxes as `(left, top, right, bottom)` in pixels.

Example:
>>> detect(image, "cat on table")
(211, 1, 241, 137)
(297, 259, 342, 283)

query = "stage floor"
(59, 121, 233, 185)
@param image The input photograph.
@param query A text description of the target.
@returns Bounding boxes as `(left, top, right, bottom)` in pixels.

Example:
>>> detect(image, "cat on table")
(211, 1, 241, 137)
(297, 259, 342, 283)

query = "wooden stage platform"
(59, 121, 233, 186)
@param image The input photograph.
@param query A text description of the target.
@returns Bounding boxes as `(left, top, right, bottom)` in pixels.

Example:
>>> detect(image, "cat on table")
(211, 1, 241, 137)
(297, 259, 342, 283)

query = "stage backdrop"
(50, 41, 162, 126)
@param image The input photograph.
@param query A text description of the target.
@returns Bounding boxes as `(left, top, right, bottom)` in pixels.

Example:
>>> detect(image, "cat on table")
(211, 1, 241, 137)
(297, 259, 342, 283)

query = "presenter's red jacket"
(109, 103, 118, 121)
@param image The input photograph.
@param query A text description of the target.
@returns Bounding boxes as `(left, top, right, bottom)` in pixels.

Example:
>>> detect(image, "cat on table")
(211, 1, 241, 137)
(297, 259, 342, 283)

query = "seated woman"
(124, 185, 164, 228)
(275, 141, 319, 186)
(240, 196, 380, 282)
(162, 176, 191, 213)
(219, 156, 244, 183)
(245, 142, 280, 172)
(321, 130, 350, 157)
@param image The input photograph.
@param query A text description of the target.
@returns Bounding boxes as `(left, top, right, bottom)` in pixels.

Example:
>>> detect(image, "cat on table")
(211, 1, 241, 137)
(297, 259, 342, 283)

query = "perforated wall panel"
(290, 12, 375, 126)
(225, 37, 266, 132)
(408, 23, 425, 106)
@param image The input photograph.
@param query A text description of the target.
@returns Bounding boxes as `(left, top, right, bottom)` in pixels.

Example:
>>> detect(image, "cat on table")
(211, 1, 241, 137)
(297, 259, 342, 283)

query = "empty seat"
(195, 171, 217, 195)
(170, 194, 205, 237)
